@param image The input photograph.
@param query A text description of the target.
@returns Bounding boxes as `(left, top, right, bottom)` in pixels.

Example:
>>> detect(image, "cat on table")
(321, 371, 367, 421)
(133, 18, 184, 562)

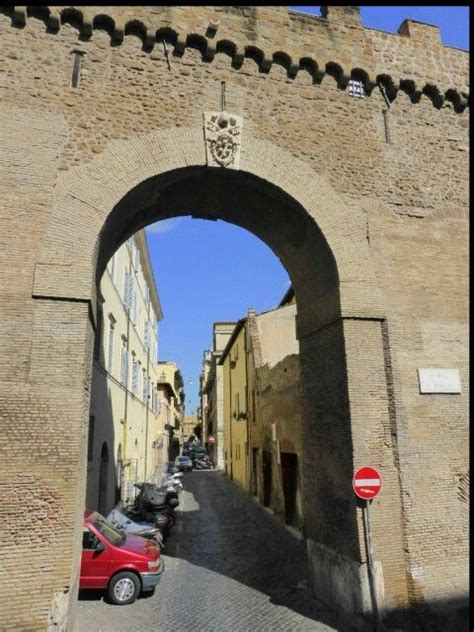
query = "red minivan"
(81, 510, 164, 605)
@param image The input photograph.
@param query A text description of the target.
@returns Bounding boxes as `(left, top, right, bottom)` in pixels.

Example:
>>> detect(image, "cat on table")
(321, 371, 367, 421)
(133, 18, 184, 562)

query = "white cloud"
(146, 217, 185, 234)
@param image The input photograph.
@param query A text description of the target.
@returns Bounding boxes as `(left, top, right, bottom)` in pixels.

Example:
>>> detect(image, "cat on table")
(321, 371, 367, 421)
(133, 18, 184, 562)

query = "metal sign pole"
(363, 500, 384, 631)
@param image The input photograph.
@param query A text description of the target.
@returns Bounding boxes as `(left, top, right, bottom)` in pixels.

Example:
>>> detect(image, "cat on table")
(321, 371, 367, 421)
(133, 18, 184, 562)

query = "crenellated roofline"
(0, 5, 469, 113)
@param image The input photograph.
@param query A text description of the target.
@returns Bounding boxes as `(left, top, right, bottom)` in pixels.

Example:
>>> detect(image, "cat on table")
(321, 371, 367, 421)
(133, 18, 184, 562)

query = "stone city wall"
(0, 6, 468, 630)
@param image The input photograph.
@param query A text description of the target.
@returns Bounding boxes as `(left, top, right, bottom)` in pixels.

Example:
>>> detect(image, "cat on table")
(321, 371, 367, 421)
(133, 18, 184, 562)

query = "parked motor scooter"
(159, 473, 183, 493)
(134, 482, 179, 529)
(194, 455, 214, 470)
(106, 502, 165, 550)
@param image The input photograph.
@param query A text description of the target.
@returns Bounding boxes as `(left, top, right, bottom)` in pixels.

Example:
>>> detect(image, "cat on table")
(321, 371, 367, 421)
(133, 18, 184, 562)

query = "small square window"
(348, 79, 365, 99)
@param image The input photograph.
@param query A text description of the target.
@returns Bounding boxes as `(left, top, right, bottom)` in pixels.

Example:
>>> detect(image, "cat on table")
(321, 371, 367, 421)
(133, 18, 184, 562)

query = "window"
(82, 527, 99, 550)
(348, 79, 365, 99)
(107, 320, 115, 373)
(145, 287, 150, 309)
(137, 360, 142, 395)
(70, 50, 84, 89)
(142, 370, 148, 401)
(132, 288, 137, 324)
(144, 321, 150, 349)
(134, 246, 140, 270)
(131, 354, 138, 395)
(109, 253, 116, 283)
(120, 339, 128, 387)
(123, 270, 129, 306)
(127, 275, 133, 312)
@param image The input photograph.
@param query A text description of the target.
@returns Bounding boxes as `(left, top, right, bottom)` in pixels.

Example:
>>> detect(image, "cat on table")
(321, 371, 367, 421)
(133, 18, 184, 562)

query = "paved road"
(75, 471, 340, 631)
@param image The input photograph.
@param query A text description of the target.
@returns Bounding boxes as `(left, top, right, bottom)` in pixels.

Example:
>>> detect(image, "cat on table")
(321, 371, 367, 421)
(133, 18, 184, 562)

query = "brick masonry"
(0, 6, 468, 630)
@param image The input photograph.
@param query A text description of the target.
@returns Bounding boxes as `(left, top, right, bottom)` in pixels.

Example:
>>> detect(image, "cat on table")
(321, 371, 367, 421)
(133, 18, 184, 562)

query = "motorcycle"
(106, 502, 165, 550)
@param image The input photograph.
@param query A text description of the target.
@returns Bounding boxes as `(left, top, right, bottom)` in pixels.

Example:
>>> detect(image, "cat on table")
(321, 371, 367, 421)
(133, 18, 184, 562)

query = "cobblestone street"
(75, 471, 340, 631)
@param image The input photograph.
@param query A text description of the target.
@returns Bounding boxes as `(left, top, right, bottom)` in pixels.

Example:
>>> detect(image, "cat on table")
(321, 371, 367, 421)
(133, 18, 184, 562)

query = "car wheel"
(108, 571, 140, 605)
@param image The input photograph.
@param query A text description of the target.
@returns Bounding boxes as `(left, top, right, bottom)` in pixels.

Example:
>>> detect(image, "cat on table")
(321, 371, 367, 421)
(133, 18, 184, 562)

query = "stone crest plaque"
(203, 111, 243, 169)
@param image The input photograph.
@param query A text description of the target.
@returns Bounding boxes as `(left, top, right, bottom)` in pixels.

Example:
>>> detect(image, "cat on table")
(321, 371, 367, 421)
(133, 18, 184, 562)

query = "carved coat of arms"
(203, 112, 243, 169)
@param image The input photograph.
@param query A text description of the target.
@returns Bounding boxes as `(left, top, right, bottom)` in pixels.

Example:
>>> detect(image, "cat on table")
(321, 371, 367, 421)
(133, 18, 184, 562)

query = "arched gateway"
(0, 5, 468, 631)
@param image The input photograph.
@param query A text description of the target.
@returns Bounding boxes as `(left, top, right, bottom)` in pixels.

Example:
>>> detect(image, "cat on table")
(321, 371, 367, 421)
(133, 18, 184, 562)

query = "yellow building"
(156, 361, 185, 461)
(85, 230, 165, 514)
(199, 323, 236, 469)
(246, 289, 303, 529)
(217, 289, 303, 529)
(220, 320, 249, 489)
(182, 415, 198, 441)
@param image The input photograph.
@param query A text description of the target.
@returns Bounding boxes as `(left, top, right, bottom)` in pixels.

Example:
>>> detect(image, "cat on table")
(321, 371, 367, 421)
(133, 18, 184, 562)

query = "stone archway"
(22, 128, 407, 628)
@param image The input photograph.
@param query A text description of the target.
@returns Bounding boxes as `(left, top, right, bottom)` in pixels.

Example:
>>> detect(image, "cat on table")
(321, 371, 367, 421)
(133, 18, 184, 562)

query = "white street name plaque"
(418, 368, 461, 394)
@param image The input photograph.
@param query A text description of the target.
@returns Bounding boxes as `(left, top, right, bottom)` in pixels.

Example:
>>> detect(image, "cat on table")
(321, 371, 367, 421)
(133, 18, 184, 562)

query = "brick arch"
(28, 127, 410, 628)
(34, 127, 385, 336)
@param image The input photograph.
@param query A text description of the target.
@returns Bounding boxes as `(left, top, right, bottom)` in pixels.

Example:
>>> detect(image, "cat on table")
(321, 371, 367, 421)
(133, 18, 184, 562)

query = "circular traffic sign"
(353, 466, 382, 500)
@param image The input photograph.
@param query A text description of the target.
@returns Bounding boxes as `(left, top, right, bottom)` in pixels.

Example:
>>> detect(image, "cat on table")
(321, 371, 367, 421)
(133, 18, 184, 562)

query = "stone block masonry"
(0, 6, 468, 630)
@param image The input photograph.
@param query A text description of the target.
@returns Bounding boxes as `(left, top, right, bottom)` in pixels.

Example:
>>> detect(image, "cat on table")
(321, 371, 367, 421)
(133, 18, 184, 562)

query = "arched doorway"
(97, 442, 109, 515)
(26, 131, 406, 627)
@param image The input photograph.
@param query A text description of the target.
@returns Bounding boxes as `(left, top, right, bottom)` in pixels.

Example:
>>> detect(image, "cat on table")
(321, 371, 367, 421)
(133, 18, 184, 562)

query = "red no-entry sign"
(353, 466, 382, 500)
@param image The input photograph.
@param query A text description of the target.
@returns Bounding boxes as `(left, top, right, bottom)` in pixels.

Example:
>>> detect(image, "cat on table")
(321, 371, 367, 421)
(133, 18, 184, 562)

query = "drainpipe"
(244, 323, 250, 490)
(229, 356, 233, 480)
(121, 260, 132, 498)
(144, 295, 151, 479)
(378, 81, 392, 144)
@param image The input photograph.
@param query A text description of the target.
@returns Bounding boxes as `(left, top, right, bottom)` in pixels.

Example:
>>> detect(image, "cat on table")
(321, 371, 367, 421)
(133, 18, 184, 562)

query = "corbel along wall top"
(3, 5, 469, 112)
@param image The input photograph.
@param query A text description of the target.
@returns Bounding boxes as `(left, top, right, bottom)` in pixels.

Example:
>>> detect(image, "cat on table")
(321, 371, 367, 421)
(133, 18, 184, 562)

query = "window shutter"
(123, 270, 129, 305)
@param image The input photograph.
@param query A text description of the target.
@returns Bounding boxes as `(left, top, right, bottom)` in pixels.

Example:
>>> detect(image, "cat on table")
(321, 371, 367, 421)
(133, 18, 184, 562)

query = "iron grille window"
(348, 79, 365, 99)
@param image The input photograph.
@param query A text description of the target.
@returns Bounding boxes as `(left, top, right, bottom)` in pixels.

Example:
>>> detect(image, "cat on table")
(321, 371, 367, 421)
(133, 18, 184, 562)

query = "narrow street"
(75, 471, 340, 631)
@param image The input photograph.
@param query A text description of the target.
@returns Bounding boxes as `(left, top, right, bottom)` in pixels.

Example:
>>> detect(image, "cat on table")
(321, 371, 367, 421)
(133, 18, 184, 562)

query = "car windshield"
(92, 514, 125, 546)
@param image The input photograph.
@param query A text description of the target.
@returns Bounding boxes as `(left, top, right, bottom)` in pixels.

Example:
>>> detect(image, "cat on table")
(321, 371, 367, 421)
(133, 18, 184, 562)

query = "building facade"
(220, 321, 249, 488)
(86, 231, 163, 513)
(182, 415, 198, 441)
(156, 361, 185, 462)
(246, 290, 304, 529)
(200, 323, 237, 469)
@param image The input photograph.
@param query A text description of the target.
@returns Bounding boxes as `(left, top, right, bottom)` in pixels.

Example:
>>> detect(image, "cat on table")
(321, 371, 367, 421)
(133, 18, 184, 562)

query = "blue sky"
(146, 7, 469, 414)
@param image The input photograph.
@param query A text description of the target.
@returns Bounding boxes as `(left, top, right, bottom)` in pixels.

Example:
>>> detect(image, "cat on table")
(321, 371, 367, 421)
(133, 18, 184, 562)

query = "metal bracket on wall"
(378, 82, 392, 144)
(163, 41, 171, 70)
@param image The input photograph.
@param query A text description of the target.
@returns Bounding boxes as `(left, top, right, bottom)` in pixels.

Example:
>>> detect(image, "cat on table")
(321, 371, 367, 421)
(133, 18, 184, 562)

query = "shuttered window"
(107, 322, 115, 373)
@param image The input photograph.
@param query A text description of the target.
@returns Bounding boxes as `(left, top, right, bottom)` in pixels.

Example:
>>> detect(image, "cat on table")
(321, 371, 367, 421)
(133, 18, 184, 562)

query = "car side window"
(83, 527, 99, 550)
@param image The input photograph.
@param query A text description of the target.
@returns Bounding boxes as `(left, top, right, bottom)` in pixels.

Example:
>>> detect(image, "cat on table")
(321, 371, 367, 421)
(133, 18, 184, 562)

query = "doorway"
(262, 450, 272, 507)
(252, 448, 258, 496)
(280, 452, 298, 525)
